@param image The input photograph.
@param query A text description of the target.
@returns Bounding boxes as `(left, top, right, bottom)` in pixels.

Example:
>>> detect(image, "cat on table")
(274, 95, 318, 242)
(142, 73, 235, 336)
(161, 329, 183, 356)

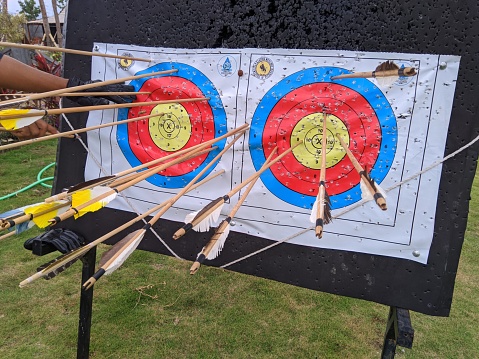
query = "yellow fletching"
(0, 109, 41, 130)
(23, 201, 69, 228)
(72, 187, 117, 219)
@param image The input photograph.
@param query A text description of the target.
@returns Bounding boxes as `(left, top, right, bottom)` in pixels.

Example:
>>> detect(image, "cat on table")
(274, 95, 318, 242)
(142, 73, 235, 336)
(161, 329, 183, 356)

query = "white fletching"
(184, 211, 198, 224)
(104, 230, 145, 276)
(360, 179, 374, 201)
(360, 179, 387, 202)
(185, 203, 224, 232)
(90, 186, 117, 206)
(205, 224, 230, 260)
(309, 194, 320, 223)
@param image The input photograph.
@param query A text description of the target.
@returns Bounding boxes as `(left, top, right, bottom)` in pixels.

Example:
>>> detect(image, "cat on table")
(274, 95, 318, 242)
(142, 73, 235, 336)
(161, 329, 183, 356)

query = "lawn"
(0, 140, 477, 358)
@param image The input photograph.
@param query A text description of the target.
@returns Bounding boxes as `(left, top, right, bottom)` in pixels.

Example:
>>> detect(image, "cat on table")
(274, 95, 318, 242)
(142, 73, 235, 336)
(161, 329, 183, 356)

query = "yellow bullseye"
(291, 113, 349, 169)
(148, 103, 191, 151)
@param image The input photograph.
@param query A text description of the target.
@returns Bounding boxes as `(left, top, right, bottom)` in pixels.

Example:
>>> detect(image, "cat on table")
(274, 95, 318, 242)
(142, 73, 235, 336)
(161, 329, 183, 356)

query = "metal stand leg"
(381, 307, 414, 359)
(77, 247, 97, 359)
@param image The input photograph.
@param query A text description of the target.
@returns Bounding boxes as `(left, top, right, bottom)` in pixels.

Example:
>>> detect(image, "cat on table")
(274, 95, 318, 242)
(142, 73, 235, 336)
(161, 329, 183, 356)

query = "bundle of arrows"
(1, 144, 214, 240)
(188, 146, 280, 274)
(19, 124, 249, 288)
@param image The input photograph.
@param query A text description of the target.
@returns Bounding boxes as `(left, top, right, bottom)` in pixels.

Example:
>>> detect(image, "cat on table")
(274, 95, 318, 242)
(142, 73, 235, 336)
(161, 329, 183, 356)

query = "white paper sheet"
(84, 44, 460, 264)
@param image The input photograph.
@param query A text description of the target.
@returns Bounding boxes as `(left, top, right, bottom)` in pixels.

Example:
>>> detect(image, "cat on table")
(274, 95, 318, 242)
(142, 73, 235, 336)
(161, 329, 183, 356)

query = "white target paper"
(83, 43, 460, 264)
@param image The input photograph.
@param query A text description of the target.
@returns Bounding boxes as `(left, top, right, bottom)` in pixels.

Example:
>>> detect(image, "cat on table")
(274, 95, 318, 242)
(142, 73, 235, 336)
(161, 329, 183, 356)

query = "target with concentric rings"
(117, 62, 227, 188)
(249, 66, 397, 209)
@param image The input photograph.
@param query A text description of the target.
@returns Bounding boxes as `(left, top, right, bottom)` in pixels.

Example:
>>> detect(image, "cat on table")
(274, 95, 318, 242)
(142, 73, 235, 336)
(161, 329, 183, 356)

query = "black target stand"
(381, 307, 415, 358)
(76, 248, 96, 359)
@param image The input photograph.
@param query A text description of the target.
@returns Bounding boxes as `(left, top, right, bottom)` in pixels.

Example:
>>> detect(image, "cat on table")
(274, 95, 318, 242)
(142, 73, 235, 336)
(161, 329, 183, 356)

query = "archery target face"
(117, 62, 227, 188)
(249, 67, 397, 210)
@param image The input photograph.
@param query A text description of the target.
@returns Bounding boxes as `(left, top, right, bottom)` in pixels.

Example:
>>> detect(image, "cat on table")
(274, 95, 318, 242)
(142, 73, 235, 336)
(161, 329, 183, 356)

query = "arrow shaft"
(331, 67, 416, 80)
(150, 129, 247, 228)
(197, 156, 271, 259)
(2, 92, 150, 97)
(0, 69, 177, 107)
(227, 147, 278, 219)
(336, 134, 364, 173)
(43, 124, 248, 203)
(227, 143, 299, 199)
(0, 42, 151, 62)
(0, 231, 16, 240)
(0, 97, 208, 120)
(337, 134, 386, 210)
(315, 115, 329, 238)
(51, 146, 215, 224)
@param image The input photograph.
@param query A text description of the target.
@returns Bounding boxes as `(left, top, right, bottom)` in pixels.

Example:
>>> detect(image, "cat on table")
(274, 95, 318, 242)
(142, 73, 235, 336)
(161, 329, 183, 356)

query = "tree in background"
(19, 0, 41, 21)
(51, 0, 62, 47)
(1, 0, 7, 14)
(0, 12, 26, 43)
(56, 0, 66, 11)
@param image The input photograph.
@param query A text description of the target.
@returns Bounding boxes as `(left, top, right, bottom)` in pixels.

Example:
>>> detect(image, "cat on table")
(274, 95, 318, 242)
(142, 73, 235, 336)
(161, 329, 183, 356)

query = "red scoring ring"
(127, 77, 215, 177)
(262, 83, 381, 196)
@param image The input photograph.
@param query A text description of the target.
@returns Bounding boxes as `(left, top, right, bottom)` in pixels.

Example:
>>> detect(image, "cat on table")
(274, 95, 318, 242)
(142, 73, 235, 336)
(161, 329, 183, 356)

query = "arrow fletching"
(82, 229, 146, 290)
(98, 230, 142, 268)
(19, 245, 91, 287)
(36, 252, 82, 280)
(173, 196, 227, 239)
(189, 218, 231, 275)
(0, 109, 46, 130)
(205, 219, 231, 260)
(359, 171, 387, 210)
(71, 186, 118, 218)
(23, 200, 70, 228)
(184, 197, 225, 232)
(104, 229, 145, 275)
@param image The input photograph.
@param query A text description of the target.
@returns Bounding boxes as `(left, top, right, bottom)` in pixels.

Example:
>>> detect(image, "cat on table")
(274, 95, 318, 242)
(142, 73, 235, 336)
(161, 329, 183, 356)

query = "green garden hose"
(0, 162, 56, 200)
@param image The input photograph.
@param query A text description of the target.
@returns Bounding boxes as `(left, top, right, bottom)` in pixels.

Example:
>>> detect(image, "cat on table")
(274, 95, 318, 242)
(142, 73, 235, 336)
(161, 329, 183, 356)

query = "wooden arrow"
(336, 134, 387, 210)
(0, 42, 151, 62)
(0, 92, 149, 97)
(0, 97, 208, 123)
(0, 200, 71, 234)
(189, 147, 278, 274)
(0, 69, 177, 107)
(81, 128, 247, 290)
(173, 141, 302, 239)
(311, 115, 332, 238)
(330, 61, 417, 83)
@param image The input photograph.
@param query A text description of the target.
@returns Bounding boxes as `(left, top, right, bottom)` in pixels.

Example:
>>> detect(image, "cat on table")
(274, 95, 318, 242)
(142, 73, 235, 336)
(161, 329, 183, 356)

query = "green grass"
(0, 142, 478, 358)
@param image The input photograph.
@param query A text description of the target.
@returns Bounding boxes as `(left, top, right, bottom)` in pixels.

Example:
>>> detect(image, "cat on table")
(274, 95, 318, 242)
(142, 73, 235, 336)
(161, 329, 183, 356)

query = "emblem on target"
(118, 52, 135, 70)
(252, 57, 274, 80)
(217, 56, 237, 77)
